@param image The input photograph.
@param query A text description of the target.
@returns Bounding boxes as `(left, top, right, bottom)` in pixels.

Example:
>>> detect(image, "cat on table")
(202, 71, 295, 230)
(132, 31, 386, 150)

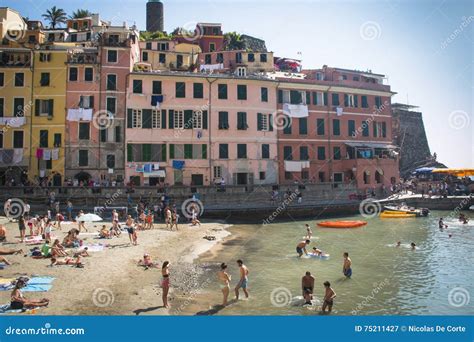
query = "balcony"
(0, 52, 31, 67)
(67, 53, 99, 64)
(100, 37, 130, 48)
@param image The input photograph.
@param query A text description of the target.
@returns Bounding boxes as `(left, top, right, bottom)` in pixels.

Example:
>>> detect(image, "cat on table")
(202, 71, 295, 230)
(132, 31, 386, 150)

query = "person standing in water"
(321, 281, 336, 313)
(439, 218, 448, 229)
(301, 271, 315, 305)
(296, 240, 311, 257)
(218, 263, 232, 306)
(305, 224, 312, 239)
(410, 242, 416, 250)
(234, 260, 249, 300)
(161, 261, 170, 308)
(343, 252, 352, 278)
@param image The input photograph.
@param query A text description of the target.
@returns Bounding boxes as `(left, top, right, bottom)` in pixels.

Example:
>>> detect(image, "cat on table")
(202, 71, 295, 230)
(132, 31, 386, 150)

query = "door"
(176, 54, 183, 68)
(237, 173, 248, 185)
(191, 174, 204, 186)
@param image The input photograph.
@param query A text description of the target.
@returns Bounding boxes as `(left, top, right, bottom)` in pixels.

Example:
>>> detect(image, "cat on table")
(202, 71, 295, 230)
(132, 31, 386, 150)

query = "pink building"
(125, 73, 278, 186)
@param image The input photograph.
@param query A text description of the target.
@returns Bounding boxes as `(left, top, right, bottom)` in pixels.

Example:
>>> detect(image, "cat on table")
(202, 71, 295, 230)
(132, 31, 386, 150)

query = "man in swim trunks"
(234, 259, 249, 300)
(301, 271, 315, 304)
(439, 218, 447, 229)
(321, 281, 336, 313)
(296, 240, 310, 257)
(343, 252, 352, 277)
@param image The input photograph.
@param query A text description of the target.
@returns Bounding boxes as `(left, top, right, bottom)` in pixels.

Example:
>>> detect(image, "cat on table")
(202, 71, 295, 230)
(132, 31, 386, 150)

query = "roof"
(392, 103, 420, 110)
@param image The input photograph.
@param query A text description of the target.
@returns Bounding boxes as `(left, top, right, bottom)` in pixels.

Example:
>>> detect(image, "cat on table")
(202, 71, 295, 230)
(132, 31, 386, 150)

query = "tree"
(224, 32, 245, 51)
(42, 6, 67, 29)
(71, 9, 92, 19)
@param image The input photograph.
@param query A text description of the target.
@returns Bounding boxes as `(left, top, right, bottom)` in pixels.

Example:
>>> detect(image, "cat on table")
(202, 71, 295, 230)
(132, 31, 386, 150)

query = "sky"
(4, 0, 473, 168)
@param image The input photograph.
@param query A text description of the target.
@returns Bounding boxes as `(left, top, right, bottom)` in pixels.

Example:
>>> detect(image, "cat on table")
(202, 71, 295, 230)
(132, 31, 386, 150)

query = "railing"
(67, 54, 99, 64)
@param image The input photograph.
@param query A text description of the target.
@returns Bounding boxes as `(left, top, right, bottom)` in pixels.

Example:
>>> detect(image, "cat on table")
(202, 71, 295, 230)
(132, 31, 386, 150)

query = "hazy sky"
(6, 0, 473, 167)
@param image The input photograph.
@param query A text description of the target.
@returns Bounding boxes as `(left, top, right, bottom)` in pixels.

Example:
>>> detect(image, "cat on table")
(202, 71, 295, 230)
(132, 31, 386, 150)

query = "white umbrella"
(76, 213, 103, 222)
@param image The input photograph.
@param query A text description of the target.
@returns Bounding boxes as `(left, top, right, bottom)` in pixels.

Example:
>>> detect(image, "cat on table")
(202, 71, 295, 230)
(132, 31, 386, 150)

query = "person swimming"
(396, 241, 401, 247)
(343, 252, 352, 278)
(296, 240, 310, 257)
(312, 247, 323, 255)
(410, 242, 416, 250)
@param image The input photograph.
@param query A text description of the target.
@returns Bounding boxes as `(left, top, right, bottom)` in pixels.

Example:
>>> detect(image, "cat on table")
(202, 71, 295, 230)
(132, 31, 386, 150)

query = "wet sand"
(0, 216, 231, 315)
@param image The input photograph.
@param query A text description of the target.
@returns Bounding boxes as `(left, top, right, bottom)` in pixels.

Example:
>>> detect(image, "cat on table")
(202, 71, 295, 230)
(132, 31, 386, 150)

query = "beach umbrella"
(75, 213, 103, 222)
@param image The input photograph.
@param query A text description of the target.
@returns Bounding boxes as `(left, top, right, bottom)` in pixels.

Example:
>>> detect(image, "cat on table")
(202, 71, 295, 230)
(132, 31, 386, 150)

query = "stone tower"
(146, 0, 164, 32)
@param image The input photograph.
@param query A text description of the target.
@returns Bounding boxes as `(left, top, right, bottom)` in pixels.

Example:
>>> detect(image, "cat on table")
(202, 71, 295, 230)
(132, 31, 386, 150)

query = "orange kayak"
(317, 221, 367, 228)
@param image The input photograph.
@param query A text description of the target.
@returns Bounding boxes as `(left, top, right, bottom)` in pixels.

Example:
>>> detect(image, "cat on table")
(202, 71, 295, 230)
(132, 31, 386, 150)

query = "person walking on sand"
(165, 207, 172, 230)
(321, 281, 336, 313)
(301, 271, 315, 305)
(66, 201, 73, 221)
(18, 214, 26, 243)
(234, 259, 249, 300)
(161, 261, 171, 308)
(343, 252, 352, 278)
(218, 263, 232, 306)
(296, 240, 310, 257)
(305, 224, 312, 239)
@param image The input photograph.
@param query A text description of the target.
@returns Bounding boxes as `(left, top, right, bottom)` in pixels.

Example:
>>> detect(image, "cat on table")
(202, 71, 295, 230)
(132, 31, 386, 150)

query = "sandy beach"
(0, 216, 231, 315)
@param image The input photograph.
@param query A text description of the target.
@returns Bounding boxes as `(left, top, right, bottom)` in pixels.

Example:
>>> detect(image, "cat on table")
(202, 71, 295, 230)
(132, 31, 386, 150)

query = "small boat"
(380, 212, 416, 218)
(383, 205, 430, 217)
(317, 221, 367, 228)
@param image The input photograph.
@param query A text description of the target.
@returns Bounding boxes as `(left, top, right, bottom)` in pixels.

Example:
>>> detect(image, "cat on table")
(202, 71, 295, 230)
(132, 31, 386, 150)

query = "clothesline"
(36, 148, 60, 161)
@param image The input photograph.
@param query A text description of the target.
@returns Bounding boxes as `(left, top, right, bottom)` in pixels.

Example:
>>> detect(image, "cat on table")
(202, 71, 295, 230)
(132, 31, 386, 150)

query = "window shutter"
(257, 113, 263, 131)
(127, 144, 133, 162)
(323, 92, 328, 106)
(269, 114, 273, 131)
(184, 144, 193, 159)
(127, 109, 133, 128)
(35, 99, 40, 116)
(354, 95, 358, 108)
(48, 99, 54, 116)
(168, 110, 174, 129)
(382, 122, 387, 137)
(373, 121, 377, 137)
(202, 144, 207, 159)
(100, 127, 107, 142)
(142, 109, 152, 129)
(202, 110, 208, 129)
(312, 92, 317, 105)
(344, 94, 349, 107)
(115, 126, 121, 142)
(283, 116, 292, 134)
(278, 90, 283, 103)
(89, 96, 94, 109)
(169, 144, 175, 159)
(305, 92, 310, 105)
(184, 110, 193, 129)
(161, 144, 167, 161)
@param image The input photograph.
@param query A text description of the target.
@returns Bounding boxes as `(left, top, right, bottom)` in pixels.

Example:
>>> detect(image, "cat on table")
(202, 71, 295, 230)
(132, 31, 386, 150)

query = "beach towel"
(0, 278, 14, 285)
(0, 303, 41, 315)
(0, 263, 8, 270)
(0, 277, 55, 292)
(80, 244, 105, 252)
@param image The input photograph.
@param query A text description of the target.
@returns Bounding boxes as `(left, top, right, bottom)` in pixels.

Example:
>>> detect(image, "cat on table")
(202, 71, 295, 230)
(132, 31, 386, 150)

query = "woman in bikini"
(218, 263, 232, 306)
(50, 256, 83, 267)
(161, 261, 171, 308)
(11, 278, 49, 310)
(51, 239, 68, 257)
(138, 253, 158, 268)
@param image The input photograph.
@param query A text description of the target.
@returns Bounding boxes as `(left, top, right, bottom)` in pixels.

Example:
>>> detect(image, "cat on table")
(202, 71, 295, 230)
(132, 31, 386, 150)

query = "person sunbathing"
(0, 248, 24, 255)
(50, 256, 83, 267)
(73, 247, 89, 258)
(0, 225, 6, 242)
(51, 239, 68, 257)
(11, 278, 49, 310)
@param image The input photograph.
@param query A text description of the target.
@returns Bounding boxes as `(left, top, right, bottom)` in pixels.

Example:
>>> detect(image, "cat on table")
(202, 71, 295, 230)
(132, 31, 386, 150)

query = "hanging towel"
(2, 149, 13, 164)
(39, 169, 46, 178)
(153, 163, 160, 170)
(81, 109, 93, 121)
(0, 117, 26, 127)
(336, 107, 343, 116)
(36, 148, 44, 159)
(51, 149, 59, 161)
(12, 149, 23, 164)
(144, 164, 152, 173)
(43, 149, 52, 161)
(151, 95, 164, 106)
(67, 109, 81, 121)
(172, 160, 185, 170)
(283, 104, 309, 118)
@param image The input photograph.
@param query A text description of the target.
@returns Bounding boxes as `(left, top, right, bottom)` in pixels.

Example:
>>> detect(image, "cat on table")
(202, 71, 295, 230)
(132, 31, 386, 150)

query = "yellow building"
(30, 47, 68, 186)
(138, 40, 201, 71)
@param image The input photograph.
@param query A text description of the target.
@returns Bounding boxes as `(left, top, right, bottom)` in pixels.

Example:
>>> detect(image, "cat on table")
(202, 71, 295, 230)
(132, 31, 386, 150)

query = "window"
(237, 85, 247, 100)
(193, 83, 204, 98)
(302, 171, 309, 180)
(209, 43, 216, 52)
(353, 76, 360, 81)
(39, 53, 51, 62)
(216, 53, 224, 63)
(13, 131, 24, 148)
(260, 53, 267, 63)
(299, 118, 308, 135)
(106, 97, 116, 114)
(152, 81, 162, 94)
(84, 67, 93, 81)
(236, 67, 246, 77)
(192, 110, 203, 129)
(15, 73, 24, 87)
(361, 96, 369, 108)
(142, 51, 148, 62)
(107, 50, 118, 63)
(284, 146, 293, 161)
(69, 67, 78, 81)
(290, 90, 303, 104)
(13, 98, 24, 116)
(79, 122, 90, 140)
(79, 95, 94, 109)
(331, 93, 340, 106)
(0, 73, 3, 86)
(348, 120, 356, 136)
(362, 120, 370, 137)
(106, 155, 115, 169)
(70, 34, 77, 42)
(312, 92, 326, 106)
(54, 133, 61, 147)
(236, 52, 242, 63)
(285, 172, 293, 180)
(342, 75, 347, 80)
(39, 72, 49, 87)
(257, 113, 272, 131)
(218, 112, 229, 129)
(115, 126, 121, 143)
(100, 126, 107, 142)
(382, 122, 387, 138)
(344, 94, 358, 108)
(333, 119, 340, 136)
(218, 84, 228, 99)
(333, 146, 341, 160)
(261, 87, 268, 102)
(133, 80, 142, 94)
(173, 110, 184, 129)
(248, 53, 255, 62)
(159, 53, 166, 64)
(176, 82, 186, 98)
(219, 144, 228, 159)
(237, 144, 247, 159)
(0, 98, 3, 117)
(205, 54, 212, 64)
(146, 42, 152, 50)
(176, 54, 183, 68)
(334, 172, 344, 183)
(213, 166, 222, 179)
(317, 147, 326, 160)
(131, 109, 142, 128)
(300, 146, 309, 160)
(316, 73, 323, 81)
(262, 144, 270, 159)
(151, 109, 161, 129)
(283, 116, 292, 134)
(35, 99, 53, 117)
(319, 172, 325, 182)
(106, 74, 117, 91)
(375, 96, 383, 109)
(79, 150, 88, 166)
(237, 112, 248, 130)
(317, 118, 325, 135)
(39, 130, 48, 148)
(259, 172, 266, 180)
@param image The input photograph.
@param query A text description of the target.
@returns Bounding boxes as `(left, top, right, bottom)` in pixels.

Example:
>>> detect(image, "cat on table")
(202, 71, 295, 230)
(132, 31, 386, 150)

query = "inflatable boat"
(317, 221, 367, 228)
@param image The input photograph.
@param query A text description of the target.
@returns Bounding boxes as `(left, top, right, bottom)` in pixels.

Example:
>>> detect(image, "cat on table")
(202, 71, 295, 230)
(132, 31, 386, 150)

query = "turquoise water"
(201, 211, 474, 315)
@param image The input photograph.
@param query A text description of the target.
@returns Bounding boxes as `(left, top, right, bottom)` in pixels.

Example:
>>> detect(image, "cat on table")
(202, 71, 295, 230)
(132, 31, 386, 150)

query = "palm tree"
(42, 6, 67, 29)
(71, 9, 92, 19)
(224, 32, 245, 50)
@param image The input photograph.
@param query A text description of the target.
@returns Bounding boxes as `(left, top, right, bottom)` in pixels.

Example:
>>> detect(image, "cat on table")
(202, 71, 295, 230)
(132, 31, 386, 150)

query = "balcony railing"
(67, 54, 99, 64)
(0, 53, 31, 67)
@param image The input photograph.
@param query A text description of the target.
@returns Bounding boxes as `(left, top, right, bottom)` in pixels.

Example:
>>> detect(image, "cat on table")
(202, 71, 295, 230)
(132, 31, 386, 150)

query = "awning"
(432, 168, 474, 177)
(345, 142, 398, 149)
(413, 167, 435, 174)
(143, 170, 166, 178)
